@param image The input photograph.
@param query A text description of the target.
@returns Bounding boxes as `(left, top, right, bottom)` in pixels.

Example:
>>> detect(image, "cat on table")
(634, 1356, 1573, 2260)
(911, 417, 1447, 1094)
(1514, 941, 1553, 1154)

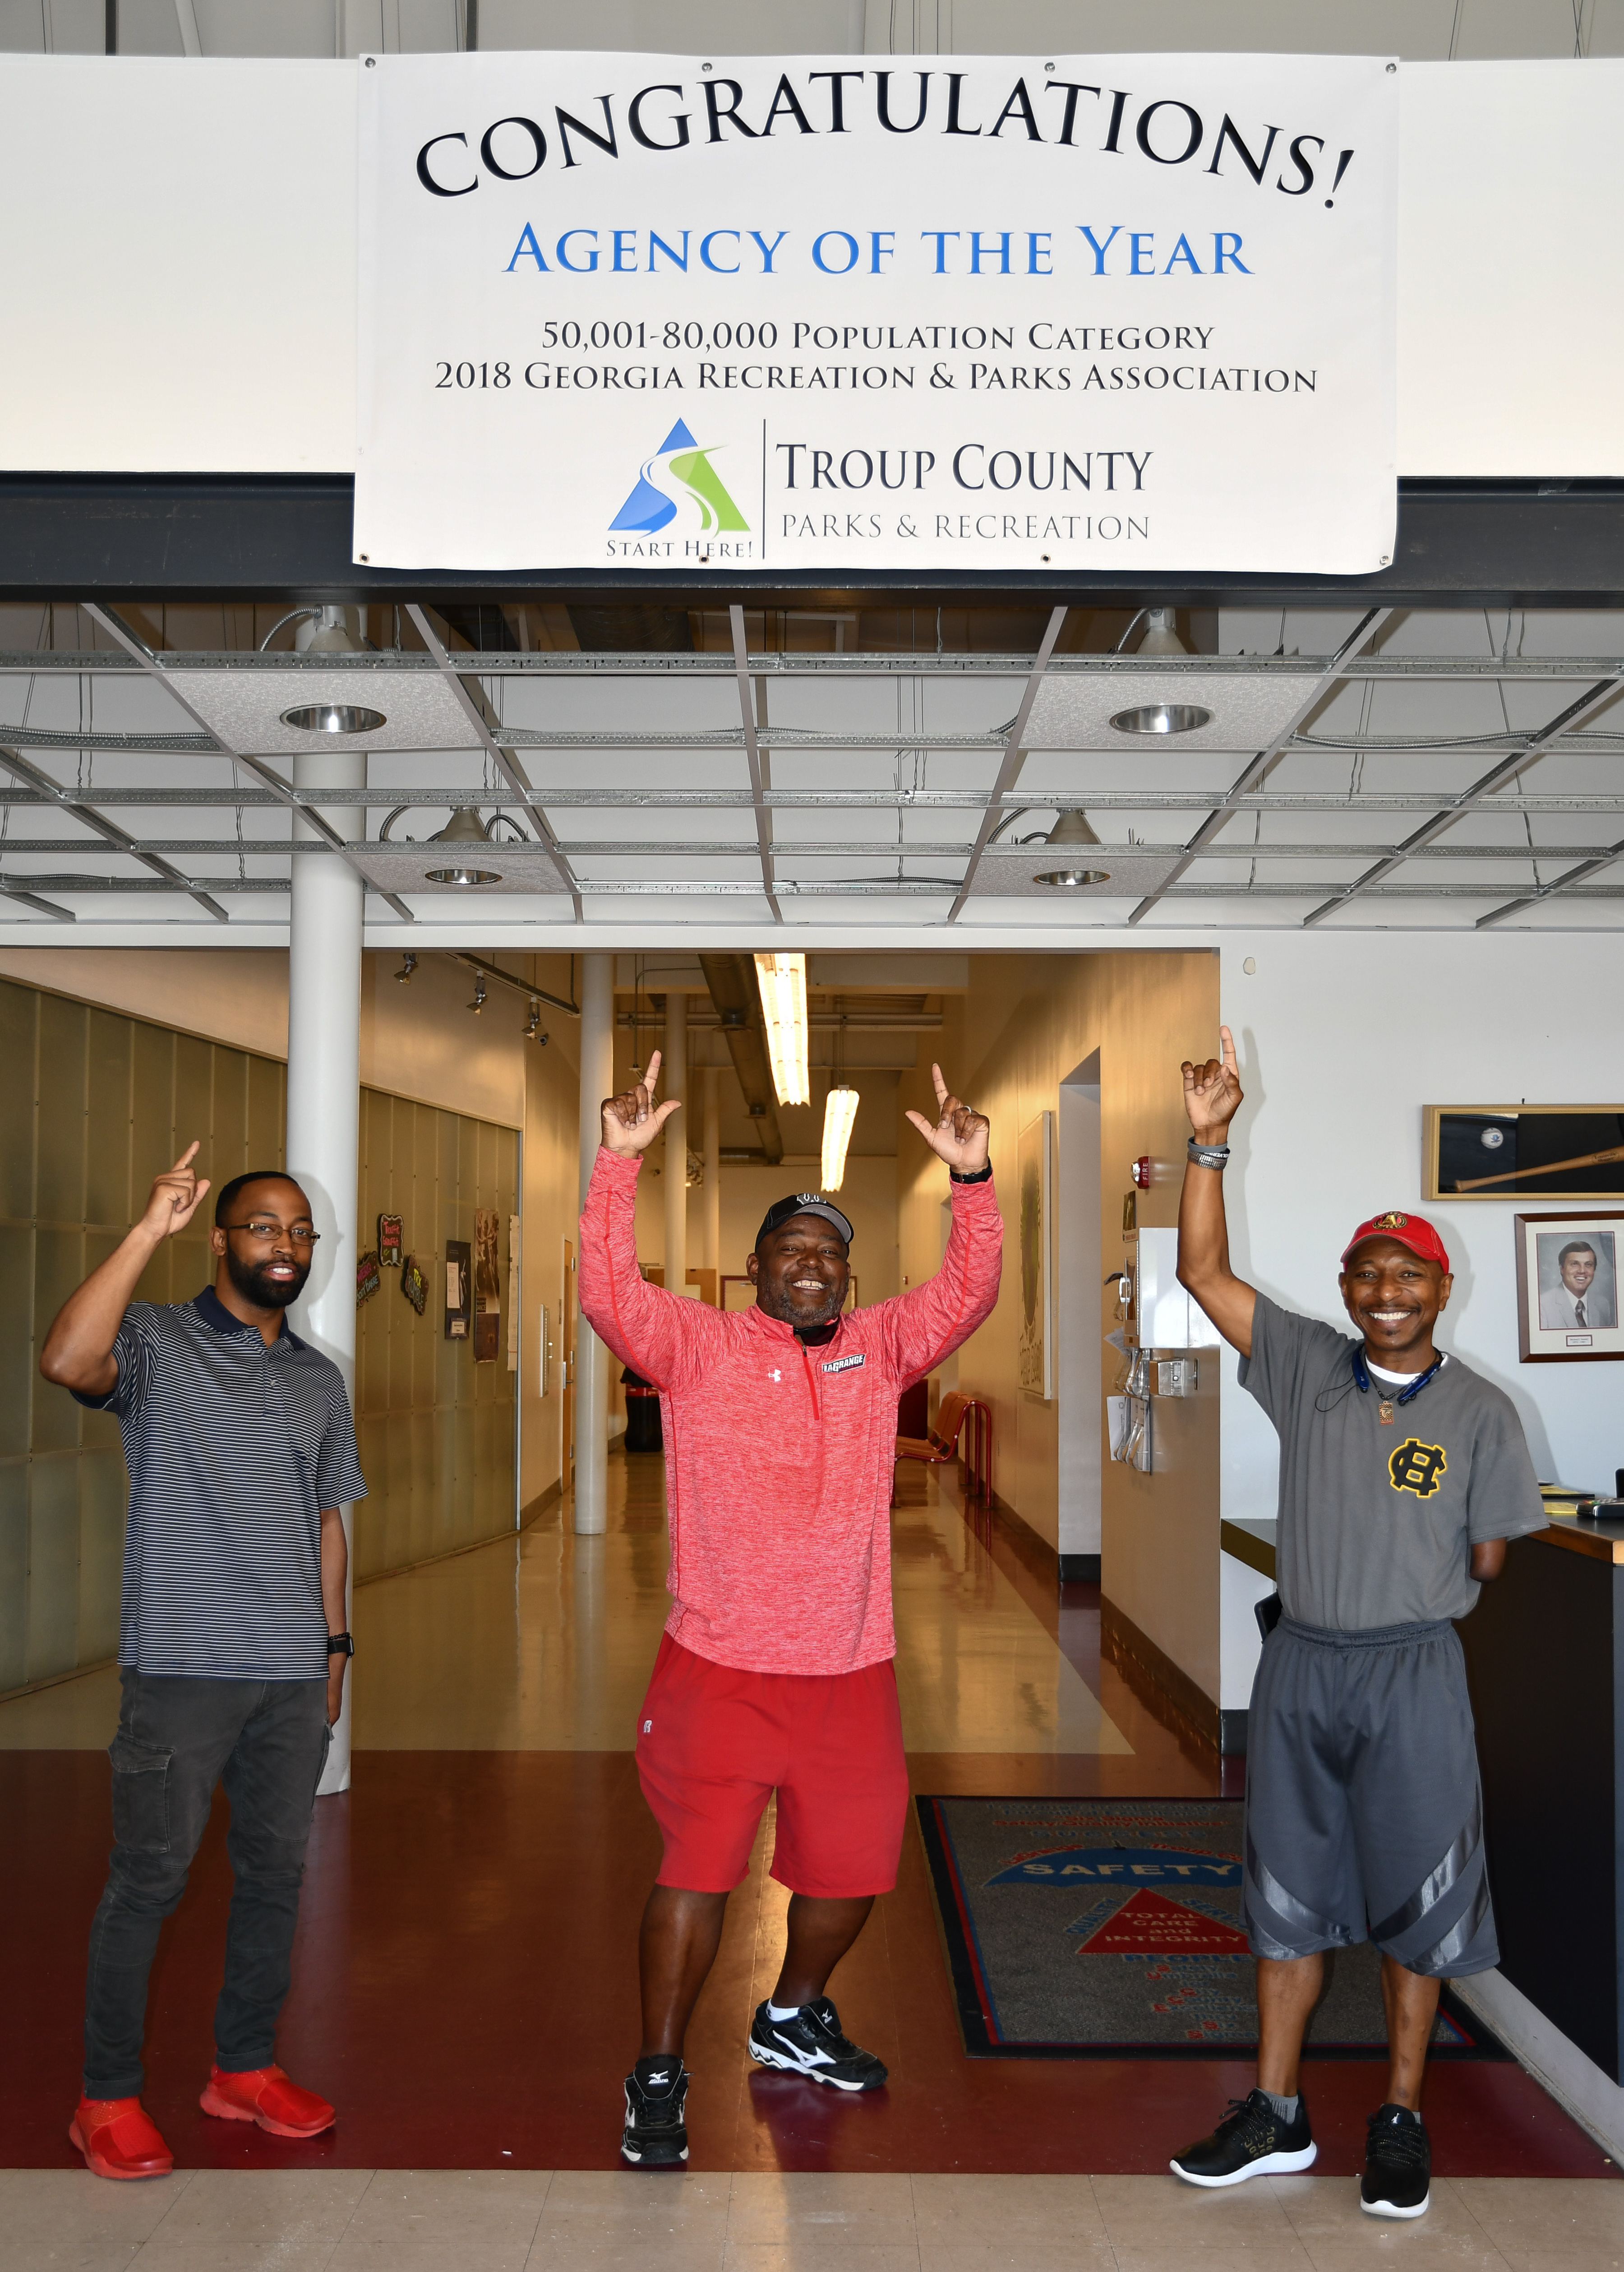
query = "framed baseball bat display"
(1425, 1106, 1624, 1203)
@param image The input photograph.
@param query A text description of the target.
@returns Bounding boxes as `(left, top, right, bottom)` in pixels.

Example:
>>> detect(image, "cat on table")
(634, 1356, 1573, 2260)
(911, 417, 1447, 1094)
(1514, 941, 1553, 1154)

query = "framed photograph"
(445, 1238, 471, 1340)
(378, 1212, 403, 1268)
(401, 1254, 428, 1316)
(1426, 1106, 1624, 1202)
(1017, 1110, 1053, 1400)
(1515, 1212, 1624, 1363)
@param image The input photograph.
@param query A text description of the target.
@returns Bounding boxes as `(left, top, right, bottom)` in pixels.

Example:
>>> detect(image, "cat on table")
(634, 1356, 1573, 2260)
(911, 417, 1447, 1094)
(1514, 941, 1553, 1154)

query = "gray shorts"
(1243, 1615, 1497, 1978)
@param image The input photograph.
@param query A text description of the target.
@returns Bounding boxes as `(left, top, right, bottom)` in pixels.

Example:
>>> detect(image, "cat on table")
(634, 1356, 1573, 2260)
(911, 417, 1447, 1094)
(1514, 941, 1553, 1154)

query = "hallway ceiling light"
(280, 703, 387, 735)
(1035, 867, 1112, 888)
(753, 951, 810, 1106)
(394, 952, 416, 985)
(467, 975, 487, 1013)
(302, 606, 366, 655)
(821, 1083, 860, 1192)
(429, 806, 491, 843)
(1135, 606, 1189, 657)
(428, 865, 502, 887)
(1109, 703, 1213, 735)
(1043, 810, 1102, 849)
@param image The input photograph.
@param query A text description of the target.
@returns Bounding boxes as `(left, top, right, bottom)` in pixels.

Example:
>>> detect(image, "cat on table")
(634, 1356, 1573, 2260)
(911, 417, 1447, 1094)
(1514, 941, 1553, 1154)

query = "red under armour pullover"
(579, 1148, 1002, 1676)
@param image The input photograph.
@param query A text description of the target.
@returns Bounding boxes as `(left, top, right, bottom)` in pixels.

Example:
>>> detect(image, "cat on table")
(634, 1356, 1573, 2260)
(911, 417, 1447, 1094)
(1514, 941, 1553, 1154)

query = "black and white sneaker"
(620, 2060, 689, 2168)
(748, 1999, 888, 2091)
(1361, 2103, 1430, 2218)
(1171, 2091, 1317, 2187)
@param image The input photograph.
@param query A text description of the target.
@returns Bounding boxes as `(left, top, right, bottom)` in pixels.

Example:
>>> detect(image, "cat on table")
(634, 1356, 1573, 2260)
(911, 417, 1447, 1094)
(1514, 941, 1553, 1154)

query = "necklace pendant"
(1378, 1398, 1395, 1425)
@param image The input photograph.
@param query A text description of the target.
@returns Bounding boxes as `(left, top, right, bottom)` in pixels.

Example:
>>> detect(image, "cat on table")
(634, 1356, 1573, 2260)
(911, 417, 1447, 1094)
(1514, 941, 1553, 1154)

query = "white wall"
(1218, 928, 1624, 1704)
(0, 55, 1619, 477)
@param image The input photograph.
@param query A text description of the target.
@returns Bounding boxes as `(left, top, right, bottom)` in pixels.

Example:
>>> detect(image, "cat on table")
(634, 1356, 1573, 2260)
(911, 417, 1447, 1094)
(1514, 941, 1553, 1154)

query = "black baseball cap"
(754, 1193, 855, 1249)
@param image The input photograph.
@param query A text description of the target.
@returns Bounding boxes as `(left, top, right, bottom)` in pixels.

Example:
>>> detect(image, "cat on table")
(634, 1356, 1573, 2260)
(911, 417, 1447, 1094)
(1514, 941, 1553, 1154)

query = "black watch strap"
(950, 1163, 994, 1184)
(326, 1631, 354, 1657)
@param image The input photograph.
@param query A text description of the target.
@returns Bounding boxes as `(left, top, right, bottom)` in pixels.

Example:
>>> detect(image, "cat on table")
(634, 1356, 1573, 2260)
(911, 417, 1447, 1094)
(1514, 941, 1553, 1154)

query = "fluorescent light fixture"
(822, 1084, 860, 1191)
(754, 951, 810, 1105)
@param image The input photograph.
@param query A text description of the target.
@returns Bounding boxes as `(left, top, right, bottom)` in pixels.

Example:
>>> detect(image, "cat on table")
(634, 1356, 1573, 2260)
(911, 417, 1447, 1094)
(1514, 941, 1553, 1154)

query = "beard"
(224, 1245, 311, 1310)
(757, 1276, 847, 1328)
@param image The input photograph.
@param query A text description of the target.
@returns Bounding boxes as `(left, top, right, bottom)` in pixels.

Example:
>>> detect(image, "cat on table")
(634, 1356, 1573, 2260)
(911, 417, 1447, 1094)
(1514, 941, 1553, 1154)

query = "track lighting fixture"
(468, 975, 487, 1014)
(394, 952, 417, 985)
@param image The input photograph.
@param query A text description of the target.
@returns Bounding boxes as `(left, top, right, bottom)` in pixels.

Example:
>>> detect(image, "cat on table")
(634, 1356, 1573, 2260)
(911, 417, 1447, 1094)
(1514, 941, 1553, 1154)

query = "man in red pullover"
(582, 1051, 1001, 2167)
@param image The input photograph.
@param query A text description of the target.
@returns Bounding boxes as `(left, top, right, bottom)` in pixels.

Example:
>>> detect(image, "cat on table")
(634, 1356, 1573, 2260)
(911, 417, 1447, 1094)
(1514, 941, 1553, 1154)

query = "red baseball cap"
(1340, 1211, 1451, 1275)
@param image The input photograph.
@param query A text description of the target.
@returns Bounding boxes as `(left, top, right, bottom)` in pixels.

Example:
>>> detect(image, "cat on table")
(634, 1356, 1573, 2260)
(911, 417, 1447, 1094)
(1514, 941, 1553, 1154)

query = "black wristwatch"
(326, 1632, 354, 1657)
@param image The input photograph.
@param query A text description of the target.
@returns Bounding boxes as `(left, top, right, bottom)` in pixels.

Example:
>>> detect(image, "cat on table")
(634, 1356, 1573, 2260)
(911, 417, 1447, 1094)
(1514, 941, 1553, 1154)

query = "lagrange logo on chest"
(821, 1352, 865, 1375)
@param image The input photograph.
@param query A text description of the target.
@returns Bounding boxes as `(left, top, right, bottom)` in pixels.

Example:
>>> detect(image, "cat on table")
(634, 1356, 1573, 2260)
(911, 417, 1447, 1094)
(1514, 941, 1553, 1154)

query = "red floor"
(7, 1744, 1609, 2176)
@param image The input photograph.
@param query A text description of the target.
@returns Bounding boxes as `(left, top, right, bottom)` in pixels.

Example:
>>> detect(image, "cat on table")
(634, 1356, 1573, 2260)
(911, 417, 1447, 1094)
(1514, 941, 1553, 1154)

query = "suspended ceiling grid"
(0, 603, 1621, 939)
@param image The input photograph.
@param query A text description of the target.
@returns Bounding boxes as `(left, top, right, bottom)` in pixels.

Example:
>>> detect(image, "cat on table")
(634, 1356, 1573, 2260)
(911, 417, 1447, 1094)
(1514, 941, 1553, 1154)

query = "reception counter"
(1219, 1511, 1624, 2151)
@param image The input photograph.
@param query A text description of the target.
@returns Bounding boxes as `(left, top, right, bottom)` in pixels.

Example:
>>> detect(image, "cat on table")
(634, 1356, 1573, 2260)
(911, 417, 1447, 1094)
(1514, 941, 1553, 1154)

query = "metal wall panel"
(0, 975, 288, 1697)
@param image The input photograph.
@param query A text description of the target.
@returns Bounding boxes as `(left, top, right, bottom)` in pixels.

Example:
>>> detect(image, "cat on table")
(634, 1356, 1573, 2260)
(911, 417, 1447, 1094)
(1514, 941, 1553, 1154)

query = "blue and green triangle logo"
(609, 421, 749, 534)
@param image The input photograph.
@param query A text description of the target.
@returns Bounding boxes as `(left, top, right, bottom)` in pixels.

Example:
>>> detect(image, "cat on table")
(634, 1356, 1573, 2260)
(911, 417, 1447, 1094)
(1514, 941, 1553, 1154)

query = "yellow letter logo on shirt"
(1389, 1437, 1448, 1499)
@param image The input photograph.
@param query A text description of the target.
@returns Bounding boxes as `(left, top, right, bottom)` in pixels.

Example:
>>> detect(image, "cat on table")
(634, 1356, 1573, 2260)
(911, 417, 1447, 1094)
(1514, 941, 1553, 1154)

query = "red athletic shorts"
(635, 1634, 910, 1898)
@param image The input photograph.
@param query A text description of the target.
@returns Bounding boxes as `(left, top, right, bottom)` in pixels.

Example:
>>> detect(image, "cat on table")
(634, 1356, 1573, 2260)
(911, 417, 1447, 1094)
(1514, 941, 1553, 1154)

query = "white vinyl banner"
(355, 51, 1398, 575)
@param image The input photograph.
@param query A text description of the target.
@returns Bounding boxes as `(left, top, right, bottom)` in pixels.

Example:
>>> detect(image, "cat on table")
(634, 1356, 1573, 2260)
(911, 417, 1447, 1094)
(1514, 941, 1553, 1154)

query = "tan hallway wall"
(898, 951, 1223, 1709)
(353, 1091, 518, 1581)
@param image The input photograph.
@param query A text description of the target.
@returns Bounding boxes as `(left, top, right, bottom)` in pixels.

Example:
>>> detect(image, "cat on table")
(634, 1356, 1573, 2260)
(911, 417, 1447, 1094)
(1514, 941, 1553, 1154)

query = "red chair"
(895, 1390, 993, 1505)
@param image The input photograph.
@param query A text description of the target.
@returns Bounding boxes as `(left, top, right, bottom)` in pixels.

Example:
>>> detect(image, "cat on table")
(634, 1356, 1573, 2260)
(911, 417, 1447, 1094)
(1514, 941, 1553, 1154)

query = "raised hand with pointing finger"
(139, 1141, 212, 1240)
(601, 1050, 683, 1159)
(1182, 1025, 1244, 1146)
(904, 1064, 991, 1176)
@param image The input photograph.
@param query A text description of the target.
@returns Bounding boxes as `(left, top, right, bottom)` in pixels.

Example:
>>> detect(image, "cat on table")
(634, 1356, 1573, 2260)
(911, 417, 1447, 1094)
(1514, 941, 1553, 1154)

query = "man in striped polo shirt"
(41, 1144, 365, 2182)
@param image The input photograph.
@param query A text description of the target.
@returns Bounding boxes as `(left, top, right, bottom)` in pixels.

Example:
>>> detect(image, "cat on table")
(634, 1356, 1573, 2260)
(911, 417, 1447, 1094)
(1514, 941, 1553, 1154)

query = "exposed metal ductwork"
(699, 953, 784, 1166)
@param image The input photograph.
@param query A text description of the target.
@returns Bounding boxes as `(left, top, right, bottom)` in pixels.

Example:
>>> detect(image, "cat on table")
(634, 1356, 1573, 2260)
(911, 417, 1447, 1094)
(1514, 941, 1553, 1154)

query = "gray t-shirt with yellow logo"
(1238, 1295, 1545, 1629)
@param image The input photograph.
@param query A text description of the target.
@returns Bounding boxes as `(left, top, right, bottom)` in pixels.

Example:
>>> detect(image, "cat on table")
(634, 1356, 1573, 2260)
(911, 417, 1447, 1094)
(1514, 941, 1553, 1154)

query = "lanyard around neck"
(1352, 1345, 1444, 1406)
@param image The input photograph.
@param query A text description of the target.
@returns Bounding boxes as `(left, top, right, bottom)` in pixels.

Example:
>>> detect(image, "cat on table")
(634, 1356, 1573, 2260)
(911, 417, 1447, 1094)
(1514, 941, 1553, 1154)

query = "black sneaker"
(748, 1999, 888, 2091)
(1171, 2091, 1317, 2187)
(1362, 2103, 1430, 2218)
(620, 2061, 689, 2168)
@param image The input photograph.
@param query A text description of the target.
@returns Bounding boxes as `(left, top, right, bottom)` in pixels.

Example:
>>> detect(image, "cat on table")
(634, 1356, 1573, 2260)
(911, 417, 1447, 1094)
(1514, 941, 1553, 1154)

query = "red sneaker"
(199, 2062, 335, 2138)
(69, 2097, 175, 2181)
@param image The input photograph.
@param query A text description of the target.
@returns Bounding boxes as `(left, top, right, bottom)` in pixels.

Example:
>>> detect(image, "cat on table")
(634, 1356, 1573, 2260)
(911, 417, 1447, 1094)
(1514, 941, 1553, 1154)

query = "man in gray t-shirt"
(1242, 1294, 1542, 1631)
(1166, 1031, 1543, 2224)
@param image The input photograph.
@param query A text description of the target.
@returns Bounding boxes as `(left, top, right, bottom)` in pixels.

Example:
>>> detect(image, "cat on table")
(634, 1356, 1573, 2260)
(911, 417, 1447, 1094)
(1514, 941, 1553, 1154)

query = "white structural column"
(703, 1066, 721, 1277)
(286, 751, 364, 1798)
(574, 953, 614, 1536)
(663, 988, 688, 1298)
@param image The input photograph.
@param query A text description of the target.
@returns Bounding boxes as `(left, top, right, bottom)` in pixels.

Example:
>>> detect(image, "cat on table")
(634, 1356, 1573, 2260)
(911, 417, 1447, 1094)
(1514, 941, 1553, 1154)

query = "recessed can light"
(1035, 868, 1111, 888)
(280, 703, 387, 734)
(425, 866, 502, 887)
(1109, 703, 1212, 735)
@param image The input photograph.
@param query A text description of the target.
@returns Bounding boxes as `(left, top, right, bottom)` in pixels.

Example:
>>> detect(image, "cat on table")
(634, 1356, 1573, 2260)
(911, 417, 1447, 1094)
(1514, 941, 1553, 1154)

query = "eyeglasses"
(221, 1220, 321, 1245)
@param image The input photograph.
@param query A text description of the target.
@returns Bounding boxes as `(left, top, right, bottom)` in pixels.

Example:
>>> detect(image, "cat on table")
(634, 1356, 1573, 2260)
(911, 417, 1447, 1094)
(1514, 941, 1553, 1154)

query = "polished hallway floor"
(3, 1452, 1611, 2241)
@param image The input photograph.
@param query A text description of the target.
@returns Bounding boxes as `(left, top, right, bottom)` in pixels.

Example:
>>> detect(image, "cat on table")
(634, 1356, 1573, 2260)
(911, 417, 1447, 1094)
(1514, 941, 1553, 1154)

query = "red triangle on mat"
(1076, 1888, 1250, 1956)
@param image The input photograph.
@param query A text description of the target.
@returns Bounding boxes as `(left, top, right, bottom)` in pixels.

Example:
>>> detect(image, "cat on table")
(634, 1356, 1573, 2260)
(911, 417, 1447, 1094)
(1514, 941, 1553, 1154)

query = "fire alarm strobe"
(1130, 1156, 1152, 1188)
